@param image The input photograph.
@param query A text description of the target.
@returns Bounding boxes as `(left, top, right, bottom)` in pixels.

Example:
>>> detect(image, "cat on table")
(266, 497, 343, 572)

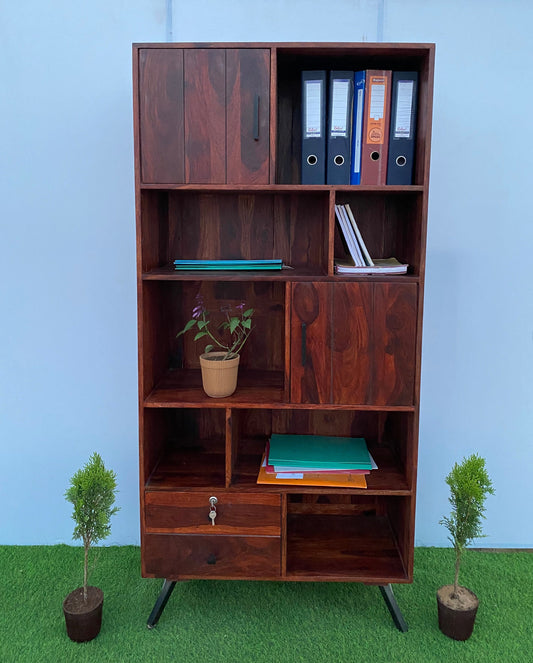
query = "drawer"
(145, 491, 281, 536)
(144, 533, 281, 579)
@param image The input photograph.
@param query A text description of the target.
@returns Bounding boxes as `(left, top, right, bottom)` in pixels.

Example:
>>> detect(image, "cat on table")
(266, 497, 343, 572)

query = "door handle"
(253, 94, 260, 141)
(301, 323, 307, 367)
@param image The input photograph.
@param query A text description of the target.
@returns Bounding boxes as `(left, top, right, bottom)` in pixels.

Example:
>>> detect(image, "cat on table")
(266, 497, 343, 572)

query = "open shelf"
(145, 369, 285, 408)
(286, 510, 407, 582)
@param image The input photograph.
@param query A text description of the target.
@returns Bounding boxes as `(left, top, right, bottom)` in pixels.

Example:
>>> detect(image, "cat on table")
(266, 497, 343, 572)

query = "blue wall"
(1, 0, 531, 547)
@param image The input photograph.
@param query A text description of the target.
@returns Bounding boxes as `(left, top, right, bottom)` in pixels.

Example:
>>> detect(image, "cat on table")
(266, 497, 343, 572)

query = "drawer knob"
(207, 554, 217, 565)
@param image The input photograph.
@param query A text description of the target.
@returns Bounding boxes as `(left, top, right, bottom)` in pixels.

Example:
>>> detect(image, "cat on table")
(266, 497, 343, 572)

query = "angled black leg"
(379, 584, 408, 632)
(147, 579, 177, 628)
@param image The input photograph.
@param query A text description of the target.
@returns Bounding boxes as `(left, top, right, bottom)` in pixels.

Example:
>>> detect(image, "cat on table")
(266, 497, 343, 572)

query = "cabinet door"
(372, 283, 417, 406)
(290, 282, 332, 404)
(139, 49, 185, 184)
(290, 282, 417, 406)
(226, 49, 270, 184)
(331, 283, 373, 404)
(183, 49, 226, 184)
(139, 48, 269, 185)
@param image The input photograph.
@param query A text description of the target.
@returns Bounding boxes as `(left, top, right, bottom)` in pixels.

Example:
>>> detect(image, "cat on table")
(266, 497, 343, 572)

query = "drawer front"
(144, 533, 281, 579)
(145, 491, 281, 536)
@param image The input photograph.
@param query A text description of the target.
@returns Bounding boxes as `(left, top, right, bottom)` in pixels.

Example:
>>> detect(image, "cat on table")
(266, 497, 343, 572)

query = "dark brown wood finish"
(134, 42, 434, 591)
(226, 49, 270, 183)
(139, 49, 184, 184)
(184, 49, 226, 184)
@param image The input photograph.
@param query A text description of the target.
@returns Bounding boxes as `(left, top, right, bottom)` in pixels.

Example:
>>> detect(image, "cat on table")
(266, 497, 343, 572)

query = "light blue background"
(1, 0, 531, 547)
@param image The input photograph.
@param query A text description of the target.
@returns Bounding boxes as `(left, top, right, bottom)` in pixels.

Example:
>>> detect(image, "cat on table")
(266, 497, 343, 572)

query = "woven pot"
(63, 586, 103, 642)
(199, 352, 240, 398)
(437, 585, 479, 641)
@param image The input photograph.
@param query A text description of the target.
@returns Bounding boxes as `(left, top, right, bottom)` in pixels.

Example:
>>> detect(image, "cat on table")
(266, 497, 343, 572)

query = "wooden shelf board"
(142, 266, 420, 283)
(145, 369, 285, 408)
(140, 183, 425, 193)
(286, 513, 407, 581)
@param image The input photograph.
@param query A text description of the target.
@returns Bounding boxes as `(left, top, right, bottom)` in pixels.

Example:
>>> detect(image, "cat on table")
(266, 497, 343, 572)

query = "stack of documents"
(334, 203, 408, 275)
(174, 259, 283, 271)
(257, 433, 377, 488)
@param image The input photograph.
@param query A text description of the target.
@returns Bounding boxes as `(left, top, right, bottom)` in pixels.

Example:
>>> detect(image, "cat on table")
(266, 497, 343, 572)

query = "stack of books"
(334, 203, 408, 275)
(174, 259, 283, 271)
(257, 433, 376, 488)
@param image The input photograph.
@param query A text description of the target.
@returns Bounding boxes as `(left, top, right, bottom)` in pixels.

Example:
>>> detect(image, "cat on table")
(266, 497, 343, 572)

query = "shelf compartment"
(140, 280, 286, 403)
(140, 189, 329, 274)
(275, 45, 433, 187)
(285, 495, 409, 582)
(230, 409, 414, 494)
(334, 192, 424, 276)
(144, 408, 227, 490)
(145, 368, 285, 408)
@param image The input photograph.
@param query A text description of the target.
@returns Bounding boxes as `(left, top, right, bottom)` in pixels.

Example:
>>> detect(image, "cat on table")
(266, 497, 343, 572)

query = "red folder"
(360, 70, 392, 185)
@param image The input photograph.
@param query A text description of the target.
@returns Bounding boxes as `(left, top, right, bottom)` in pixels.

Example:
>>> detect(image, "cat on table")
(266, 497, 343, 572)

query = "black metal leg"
(147, 579, 177, 628)
(379, 584, 408, 632)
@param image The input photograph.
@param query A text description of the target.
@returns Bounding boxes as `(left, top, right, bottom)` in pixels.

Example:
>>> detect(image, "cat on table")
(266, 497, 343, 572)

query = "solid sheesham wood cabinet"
(133, 42, 434, 631)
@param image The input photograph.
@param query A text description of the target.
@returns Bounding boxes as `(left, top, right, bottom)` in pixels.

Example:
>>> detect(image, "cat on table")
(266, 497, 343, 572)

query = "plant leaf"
(204, 344, 214, 354)
(229, 317, 240, 334)
(242, 318, 251, 329)
(243, 308, 254, 318)
(193, 331, 208, 341)
(197, 320, 207, 330)
(176, 318, 197, 337)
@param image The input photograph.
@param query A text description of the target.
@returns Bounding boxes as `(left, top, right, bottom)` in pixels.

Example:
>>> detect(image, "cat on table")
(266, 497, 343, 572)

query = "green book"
(268, 434, 371, 470)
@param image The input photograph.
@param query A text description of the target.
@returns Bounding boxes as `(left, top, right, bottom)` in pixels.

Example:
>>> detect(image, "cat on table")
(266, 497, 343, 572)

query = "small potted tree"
(177, 296, 254, 398)
(63, 452, 119, 642)
(437, 453, 494, 640)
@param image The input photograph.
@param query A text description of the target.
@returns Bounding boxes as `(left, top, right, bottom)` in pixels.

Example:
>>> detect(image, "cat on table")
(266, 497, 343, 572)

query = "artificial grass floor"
(0, 546, 531, 663)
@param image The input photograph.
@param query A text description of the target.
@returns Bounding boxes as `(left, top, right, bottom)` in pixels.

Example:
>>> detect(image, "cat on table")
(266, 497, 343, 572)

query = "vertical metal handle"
(253, 94, 260, 141)
(301, 323, 307, 366)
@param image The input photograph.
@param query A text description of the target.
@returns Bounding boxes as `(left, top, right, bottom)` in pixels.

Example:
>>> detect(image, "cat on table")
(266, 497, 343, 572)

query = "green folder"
(268, 434, 372, 470)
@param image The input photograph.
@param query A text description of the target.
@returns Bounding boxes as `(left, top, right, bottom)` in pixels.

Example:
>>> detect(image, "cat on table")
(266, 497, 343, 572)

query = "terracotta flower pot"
(437, 584, 479, 641)
(63, 586, 104, 642)
(199, 352, 240, 398)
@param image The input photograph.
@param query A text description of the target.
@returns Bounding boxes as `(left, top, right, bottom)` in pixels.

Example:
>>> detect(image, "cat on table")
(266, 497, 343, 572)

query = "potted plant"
(437, 453, 494, 641)
(177, 297, 254, 398)
(63, 452, 119, 642)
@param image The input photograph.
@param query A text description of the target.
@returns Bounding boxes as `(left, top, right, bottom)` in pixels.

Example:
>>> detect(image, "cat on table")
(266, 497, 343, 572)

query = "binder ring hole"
(370, 151, 380, 161)
(396, 156, 407, 167)
(307, 154, 318, 166)
(334, 155, 345, 166)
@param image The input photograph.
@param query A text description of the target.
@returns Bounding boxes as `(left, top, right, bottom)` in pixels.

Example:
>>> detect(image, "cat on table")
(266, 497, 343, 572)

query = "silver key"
(209, 509, 217, 525)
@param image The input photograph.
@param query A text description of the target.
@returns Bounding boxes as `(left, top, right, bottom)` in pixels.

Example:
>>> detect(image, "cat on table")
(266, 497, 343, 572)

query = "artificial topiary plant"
(440, 453, 494, 598)
(65, 452, 119, 601)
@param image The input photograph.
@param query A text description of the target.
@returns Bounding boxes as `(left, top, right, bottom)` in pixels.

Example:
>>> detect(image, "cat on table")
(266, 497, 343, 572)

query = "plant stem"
(84, 538, 89, 601)
(453, 549, 461, 598)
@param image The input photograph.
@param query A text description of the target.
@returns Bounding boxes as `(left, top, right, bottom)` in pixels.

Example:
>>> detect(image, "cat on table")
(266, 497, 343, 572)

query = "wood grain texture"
(145, 491, 280, 535)
(331, 283, 372, 404)
(372, 284, 417, 406)
(290, 282, 331, 403)
(226, 49, 270, 184)
(144, 533, 281, 578)
(139, 49, 184, 184)
(184, 49, 226, 183)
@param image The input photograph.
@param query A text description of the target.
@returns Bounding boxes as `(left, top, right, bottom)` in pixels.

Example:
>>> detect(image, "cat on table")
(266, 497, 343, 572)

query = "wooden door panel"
(290, 283, 331, 403)
(372, 283, 417, 405)
(226, 49, 270, 184)
(184, 49, 226, 183)
(139, 49, 184, 184)
(331, 283, 373, 404)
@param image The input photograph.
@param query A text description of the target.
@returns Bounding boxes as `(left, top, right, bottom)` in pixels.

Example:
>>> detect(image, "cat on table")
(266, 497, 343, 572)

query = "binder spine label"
(330, 79, 351, 137)
(366, 76, 389, 145)
(304, 80, 323, 138)
(394, 80, 415, 138)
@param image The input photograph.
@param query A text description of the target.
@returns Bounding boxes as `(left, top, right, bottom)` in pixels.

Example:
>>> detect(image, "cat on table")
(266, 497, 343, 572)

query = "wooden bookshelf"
(133, 41, 434, 630)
